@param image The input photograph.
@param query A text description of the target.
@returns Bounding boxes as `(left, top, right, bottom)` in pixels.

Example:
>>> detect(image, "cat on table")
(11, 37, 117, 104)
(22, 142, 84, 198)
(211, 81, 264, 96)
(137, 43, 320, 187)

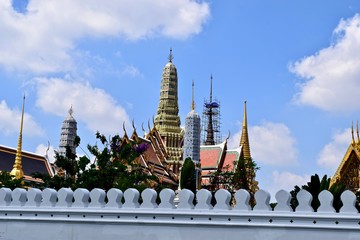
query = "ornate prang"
(183, 80, 201, 164)
(59, 106, 77, 156)
(154, 49, 184, 167)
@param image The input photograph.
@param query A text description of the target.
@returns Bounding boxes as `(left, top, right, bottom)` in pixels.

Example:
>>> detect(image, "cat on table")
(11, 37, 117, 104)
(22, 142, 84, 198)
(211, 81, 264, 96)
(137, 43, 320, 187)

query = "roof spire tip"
(168, 48, 173, 62)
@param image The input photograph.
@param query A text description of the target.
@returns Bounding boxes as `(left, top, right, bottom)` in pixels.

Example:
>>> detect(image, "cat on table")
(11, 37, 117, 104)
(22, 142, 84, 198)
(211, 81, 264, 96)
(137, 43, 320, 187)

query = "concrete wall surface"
(0, 187, 359, 240)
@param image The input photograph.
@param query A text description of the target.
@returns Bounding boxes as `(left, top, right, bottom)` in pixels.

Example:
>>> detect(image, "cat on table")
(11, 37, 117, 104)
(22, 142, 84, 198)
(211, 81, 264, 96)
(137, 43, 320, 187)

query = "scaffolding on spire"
(201, 75, 221, 145)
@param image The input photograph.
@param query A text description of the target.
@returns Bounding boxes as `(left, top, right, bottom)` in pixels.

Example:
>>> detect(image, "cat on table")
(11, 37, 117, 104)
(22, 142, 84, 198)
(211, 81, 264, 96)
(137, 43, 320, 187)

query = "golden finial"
(11, 95, 25, 182)
(357, 120, 360, 144)
(142, 122, 147, 137)
(226, 130, 231, 141)
(168, 48, 173, 62)
(240, 100, 251, 159)
(132, 119, 136, 132)
(243, 101, 248, 127)
(191, 80, 195, 111)
(123, 122, 127, 136)
(141, 122, 145, 132)
(68, 105, 73, 116)
(148, 119, 151, 132)
(351, 121, 355, 145)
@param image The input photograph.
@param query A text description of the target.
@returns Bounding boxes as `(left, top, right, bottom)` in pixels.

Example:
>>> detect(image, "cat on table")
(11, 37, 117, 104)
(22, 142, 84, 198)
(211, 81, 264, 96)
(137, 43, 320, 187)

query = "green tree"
(0, 171, 24, 189)
(290, 174, 345, 212)
(33, 132, 158, 191)
(209, 156, 259, 193)
(180, 158, 196, 192)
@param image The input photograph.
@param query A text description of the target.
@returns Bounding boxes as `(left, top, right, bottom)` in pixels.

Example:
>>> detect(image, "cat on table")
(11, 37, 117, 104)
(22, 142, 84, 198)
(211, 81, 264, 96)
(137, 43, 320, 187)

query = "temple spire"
(204, 75, 215, 145)
(352, 121, 355, 145)
(240, 101, 251, 159)
(191, 80, 195, 111)
(154, 49, 183, 169)
(168, 48, 173, 63)
(357, 120, 360, 144)
(59, 106, 78, 156)
(210, 74, 213, 102)
(11, 95, 25, 181)
(183, 80, 201, 163)
(68, 105, 73, 116)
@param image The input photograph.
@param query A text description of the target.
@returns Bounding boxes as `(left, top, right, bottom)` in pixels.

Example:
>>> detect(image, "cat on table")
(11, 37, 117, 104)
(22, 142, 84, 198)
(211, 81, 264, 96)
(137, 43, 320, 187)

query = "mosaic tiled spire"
(183, 80, 201, 163)
(154, 49, 184, 164)
(59, 106, 77, 156)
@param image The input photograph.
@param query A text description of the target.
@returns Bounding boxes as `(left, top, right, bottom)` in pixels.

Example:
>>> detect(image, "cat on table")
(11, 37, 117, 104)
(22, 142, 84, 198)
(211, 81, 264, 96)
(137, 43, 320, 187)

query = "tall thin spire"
(69, 105, 73, 116)
(191, 80, 195, 111)
(11, 95, 25, 180)
(168, 48, 173, 63)
(240, 101, 251, 159)
(210, 74, 213, 102)
(352, 121, 355, 145)
(183, 80, 201, 163)
(154, 49, 183, 167)
(356, 120, 360, 144)
(59, 106, 78, 156)
(205, 75, 215, 145)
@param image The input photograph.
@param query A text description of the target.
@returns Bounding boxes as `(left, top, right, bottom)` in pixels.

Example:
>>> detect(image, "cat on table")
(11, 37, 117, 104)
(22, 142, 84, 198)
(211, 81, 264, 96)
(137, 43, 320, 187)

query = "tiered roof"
(0, 145, 54, 182)
(121, 125, 178, 188)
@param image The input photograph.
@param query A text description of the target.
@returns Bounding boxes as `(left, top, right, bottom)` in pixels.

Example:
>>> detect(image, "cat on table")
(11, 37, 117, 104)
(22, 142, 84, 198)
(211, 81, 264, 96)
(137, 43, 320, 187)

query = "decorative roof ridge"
(136, 136, 151, 143)
(0, 145, 48, 159)
(330, 142, 360, 186)
(226, 146, 242, 154)
(200, 140, 226, 149)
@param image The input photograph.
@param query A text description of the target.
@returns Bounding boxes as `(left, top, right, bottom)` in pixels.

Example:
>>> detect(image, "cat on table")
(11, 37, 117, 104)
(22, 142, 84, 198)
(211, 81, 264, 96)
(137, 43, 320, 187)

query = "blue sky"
(1, 0, 360, 196)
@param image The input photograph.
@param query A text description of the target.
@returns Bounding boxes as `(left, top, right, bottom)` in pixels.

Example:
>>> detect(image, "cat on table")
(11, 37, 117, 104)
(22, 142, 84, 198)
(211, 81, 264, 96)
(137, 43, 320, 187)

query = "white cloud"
(0, 0, 210, 73)
(120, 65, 142, 78)
(290, 14, 360, 112)
(263, 171, 310, 199)
(227, 129, 241, 150)
(317, 128, 351, 171)
(0, 99, 44, 136)
(34, 78, 131, 136)
(229, 121, 298, 166)
(35, 143, 55, 163)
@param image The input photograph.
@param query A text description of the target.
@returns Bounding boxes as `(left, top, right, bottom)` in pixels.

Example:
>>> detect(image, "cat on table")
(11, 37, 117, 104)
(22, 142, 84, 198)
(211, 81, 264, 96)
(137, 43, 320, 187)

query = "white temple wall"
(0, 187, 359, 240)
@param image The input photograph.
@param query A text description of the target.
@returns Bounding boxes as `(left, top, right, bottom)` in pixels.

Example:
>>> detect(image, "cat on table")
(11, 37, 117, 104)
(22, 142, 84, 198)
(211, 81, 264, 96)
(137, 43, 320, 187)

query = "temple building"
(0, 96, 53, 183)
(119, 122, 178, 189)
(330, 122, 360, 191)
(58, 106, 77, 156)
(200, 101, 258, 193)
(154, 49, 184, 174)
(151, 50, 258, 191)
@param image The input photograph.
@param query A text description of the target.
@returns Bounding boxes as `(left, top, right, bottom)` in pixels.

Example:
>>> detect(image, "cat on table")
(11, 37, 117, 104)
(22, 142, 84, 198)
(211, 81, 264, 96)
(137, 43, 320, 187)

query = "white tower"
(59, 106, 77, 156)
(183, 81, 201, 163)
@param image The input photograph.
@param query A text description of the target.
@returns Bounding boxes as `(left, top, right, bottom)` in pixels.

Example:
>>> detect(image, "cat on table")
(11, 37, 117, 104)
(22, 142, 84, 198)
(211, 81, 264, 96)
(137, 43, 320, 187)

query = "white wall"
(0, 188, 359, 240)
